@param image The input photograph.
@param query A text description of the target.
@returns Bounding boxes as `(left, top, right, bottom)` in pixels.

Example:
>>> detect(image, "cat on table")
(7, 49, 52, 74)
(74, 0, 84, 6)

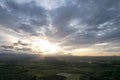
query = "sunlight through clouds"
(0, 0, 120, 56)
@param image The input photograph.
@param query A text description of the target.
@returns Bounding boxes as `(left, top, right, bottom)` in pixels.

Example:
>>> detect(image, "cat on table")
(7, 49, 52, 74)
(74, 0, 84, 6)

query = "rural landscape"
(0, 54, 120, 80)
(0, 0, 120, 80)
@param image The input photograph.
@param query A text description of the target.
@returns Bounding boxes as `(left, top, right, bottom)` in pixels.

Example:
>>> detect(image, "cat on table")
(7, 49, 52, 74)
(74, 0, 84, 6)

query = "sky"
(0, 0, 120, 56)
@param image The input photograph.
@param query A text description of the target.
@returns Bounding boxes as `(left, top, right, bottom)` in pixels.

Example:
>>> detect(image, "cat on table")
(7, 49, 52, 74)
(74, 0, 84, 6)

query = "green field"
(0, 56, 120, 80)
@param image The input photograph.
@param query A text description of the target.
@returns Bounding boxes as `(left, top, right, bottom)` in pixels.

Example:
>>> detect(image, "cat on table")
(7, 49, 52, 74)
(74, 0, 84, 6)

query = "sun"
(31, 38, 60, 53)
(18, 36, 61, 54)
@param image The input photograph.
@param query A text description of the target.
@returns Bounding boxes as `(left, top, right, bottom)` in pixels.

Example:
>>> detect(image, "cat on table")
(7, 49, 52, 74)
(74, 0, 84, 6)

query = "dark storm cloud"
(0, 0, 47, 35)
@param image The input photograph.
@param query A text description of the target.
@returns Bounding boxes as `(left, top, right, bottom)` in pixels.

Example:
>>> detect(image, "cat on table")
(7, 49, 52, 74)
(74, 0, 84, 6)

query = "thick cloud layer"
(47, 0, 120, 51)
(0, 0, 47, 35)
(0, 0, 120, 54)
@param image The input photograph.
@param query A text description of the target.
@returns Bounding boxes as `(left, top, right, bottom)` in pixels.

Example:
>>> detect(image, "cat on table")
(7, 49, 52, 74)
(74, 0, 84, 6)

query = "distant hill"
(0, 53, 120, 61)
(0, 53, 40, 60)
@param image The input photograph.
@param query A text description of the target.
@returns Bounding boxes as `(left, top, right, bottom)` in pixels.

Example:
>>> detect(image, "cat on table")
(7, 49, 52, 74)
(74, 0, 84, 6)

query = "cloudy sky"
(0, 0, 120, 56)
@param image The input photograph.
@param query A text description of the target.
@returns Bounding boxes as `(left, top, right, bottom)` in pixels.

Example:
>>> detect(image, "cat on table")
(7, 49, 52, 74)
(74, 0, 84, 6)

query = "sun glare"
(19, 37, 61, 54)
(31, 38, 60, 53)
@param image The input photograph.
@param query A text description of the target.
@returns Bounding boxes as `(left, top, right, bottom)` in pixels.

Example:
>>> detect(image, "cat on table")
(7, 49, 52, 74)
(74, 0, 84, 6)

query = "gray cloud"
(46, 0, 120, 50)
(16, 47, 32, 52)
(0, 0, 47, 35)
(17, 40, 30, 46)
(0, 45, 13, 49)
(0, 0, 120, 53)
